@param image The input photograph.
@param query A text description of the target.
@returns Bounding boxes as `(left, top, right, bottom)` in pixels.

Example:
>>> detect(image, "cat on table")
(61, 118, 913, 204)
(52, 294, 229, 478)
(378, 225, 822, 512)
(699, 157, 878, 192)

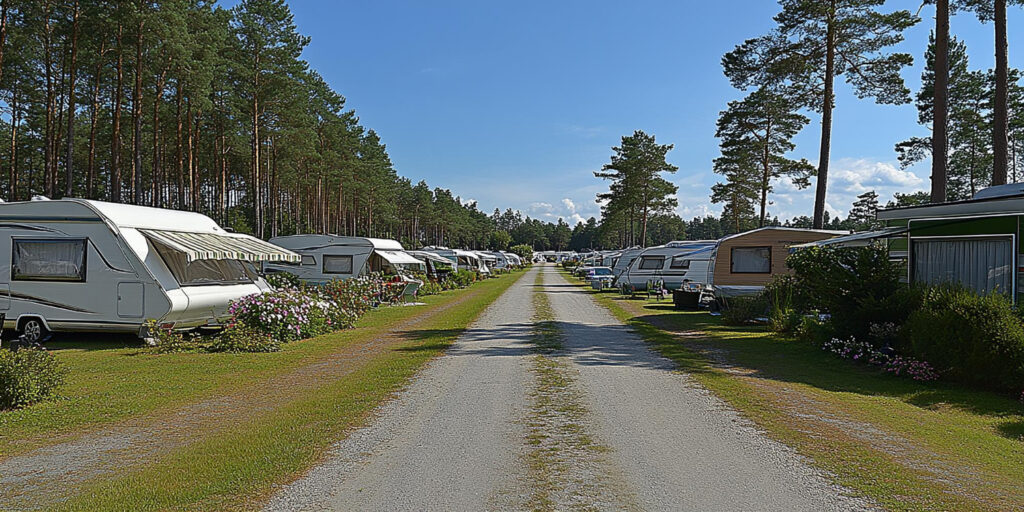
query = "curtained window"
(670, 256, 690, 269)
(12, 239, 87, 282)
(731, 247, 771, 273)
(912, 238, 1012, 295)
(323, 255, 354, 274)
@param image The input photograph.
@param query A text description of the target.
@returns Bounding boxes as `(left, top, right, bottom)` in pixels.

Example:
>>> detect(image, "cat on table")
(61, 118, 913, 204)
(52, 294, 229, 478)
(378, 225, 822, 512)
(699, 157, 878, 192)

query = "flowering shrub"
(227, 289, 355, 342)
(264, 271, 301, 290)
(209, 323, 281, 353)
(823, 337, 939, 382)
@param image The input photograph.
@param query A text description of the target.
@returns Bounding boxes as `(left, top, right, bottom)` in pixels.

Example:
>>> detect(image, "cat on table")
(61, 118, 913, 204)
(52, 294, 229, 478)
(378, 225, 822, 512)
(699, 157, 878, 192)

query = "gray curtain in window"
(13, 240, 86, 280)
(913, 238, 1013, 295)
(731, 247, 770, 273)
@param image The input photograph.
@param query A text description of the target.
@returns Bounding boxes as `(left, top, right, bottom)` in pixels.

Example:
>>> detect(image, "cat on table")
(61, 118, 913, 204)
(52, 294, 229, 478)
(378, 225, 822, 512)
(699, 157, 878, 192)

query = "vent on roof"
(972, 183, 1024, 200)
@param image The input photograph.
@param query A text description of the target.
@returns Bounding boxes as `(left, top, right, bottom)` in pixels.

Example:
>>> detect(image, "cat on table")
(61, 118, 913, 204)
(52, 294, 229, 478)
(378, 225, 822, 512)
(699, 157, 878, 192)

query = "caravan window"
(153, 242, 253, 286)
(731, 247, 771, 273)
(12, 239, 87, 282)
(301, 255, 316, 266)
(913, 238, 1012, 295)
(639, 256, 665, 270)
(323, 255, 354, 274)
(669, 257, 690, 270)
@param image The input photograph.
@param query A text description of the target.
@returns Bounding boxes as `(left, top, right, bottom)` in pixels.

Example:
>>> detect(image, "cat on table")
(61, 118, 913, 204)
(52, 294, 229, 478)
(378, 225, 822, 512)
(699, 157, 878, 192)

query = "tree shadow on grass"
(629, 308, 1024, 421)
(996, 419, 1024, 442)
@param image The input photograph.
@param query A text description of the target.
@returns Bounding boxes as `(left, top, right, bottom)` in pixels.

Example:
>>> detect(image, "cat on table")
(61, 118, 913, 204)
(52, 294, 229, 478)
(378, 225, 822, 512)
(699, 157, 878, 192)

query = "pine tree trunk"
(992, 0, 1009, 185)
(152, 63, 167, 207)
(931, 0, 949, 201)
(813, 1, 836, 229)
(111, 23, 124, 202)
(64, 0, 80, 198)
(43, 2, 56, 197)
(132, 15, 144, 204)
(87, 43, 104, 199)
(175, 82, 184, 208)
(8, 83, 18, 201)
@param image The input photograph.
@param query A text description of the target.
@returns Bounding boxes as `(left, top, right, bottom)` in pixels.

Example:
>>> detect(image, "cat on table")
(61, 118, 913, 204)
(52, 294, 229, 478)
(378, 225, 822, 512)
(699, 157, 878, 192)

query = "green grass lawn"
(563, 270, 1024, 512)
(1, 270, 526, 510)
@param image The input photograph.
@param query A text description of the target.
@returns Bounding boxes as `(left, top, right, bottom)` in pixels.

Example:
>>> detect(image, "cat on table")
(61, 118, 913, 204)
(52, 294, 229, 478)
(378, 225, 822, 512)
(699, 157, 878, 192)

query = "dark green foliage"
(264, 272, 302, 290)
(509, 244, 534, 261)
(0, 348, 68, 410)
(786, 246, 903, 342)
(762, 275, 805, 333)
(902, 286, 1024, 391)
(721, 295, 768, 326)
(209, 324, 281, 353)
(451, 270, 478, 288)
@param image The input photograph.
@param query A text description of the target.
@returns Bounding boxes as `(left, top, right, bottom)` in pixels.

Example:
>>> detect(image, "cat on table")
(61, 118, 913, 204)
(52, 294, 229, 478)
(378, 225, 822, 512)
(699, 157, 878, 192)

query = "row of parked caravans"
(577, 227, 845, 307)
(0, 198, 521, 343)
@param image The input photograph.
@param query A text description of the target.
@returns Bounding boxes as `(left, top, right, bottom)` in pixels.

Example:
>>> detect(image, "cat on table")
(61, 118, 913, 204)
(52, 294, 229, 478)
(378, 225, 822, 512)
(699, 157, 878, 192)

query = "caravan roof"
(268, 234, 403, 251)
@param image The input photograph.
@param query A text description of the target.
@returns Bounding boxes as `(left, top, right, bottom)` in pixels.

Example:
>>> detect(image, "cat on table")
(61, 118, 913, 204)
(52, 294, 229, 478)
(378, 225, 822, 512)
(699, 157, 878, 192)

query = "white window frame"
(11, 238, 88, 282)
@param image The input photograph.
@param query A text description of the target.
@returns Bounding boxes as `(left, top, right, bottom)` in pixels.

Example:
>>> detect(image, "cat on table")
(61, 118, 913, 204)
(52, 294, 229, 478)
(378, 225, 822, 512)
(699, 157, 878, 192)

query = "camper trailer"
(618, 240, 718, 293)
(708, 227, 843, 298)
(483, 251, 510, 270)
(0, 198, 299, 342)
(408, 250, 455, 279)
(422, 247, 488, 274)
(609, 247, 644, 283)
(264, 235, 425, 284)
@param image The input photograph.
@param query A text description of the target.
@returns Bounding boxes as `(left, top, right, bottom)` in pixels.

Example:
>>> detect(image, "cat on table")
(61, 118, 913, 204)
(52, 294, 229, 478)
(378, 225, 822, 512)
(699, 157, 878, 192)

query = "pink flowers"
(823, 337, 940, 382)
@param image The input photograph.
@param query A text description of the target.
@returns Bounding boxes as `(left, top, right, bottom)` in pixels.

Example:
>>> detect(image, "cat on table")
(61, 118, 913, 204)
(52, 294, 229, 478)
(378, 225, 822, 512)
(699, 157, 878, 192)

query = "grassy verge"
(561, 270, 1024, 512)
(2, 271, 525, 510)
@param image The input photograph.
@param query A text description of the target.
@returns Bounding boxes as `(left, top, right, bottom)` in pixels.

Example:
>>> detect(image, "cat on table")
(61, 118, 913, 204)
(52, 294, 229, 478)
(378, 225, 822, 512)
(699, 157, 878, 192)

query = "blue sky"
(266, 0, 1023, 225)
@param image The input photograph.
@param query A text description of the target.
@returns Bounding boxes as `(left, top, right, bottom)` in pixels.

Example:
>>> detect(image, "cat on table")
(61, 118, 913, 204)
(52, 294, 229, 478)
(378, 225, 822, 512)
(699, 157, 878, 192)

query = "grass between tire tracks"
(561, 269, 1024, 512)
(3, 271, 526, 511)
(524, 269, 630, 512)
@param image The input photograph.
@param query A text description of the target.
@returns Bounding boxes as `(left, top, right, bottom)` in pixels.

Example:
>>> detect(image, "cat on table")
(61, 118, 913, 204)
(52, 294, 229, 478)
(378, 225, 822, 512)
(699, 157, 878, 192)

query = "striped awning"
(375, 249, 425, 266)
(139, 229, 301, 263)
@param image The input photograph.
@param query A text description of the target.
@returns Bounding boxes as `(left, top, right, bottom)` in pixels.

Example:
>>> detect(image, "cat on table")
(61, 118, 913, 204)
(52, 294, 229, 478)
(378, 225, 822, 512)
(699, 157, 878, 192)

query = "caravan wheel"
(19, 318, 47, 344)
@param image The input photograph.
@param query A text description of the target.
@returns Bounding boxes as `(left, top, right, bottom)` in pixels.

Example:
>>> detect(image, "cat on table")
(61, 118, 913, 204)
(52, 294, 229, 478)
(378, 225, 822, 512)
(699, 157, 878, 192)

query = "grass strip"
(565, 270, 1024, 512)
(25, 271, 526, 511)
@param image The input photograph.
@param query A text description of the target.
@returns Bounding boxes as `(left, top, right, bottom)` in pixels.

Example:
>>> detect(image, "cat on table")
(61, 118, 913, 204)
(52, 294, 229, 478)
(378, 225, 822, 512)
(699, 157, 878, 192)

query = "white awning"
(410, 251, 453, 266)
(375, 249, 425, 267)
(140, 229, 300, 263)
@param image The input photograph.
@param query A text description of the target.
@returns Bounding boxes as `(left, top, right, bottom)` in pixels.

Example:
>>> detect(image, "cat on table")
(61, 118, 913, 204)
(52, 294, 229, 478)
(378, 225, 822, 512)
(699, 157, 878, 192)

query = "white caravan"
(618, 241, 718, 293)
(263, 235, 425, 284)
(422, 247, 487, 273)
(483, 251, 510, 270)
(0, 198, 299, 342)
(609, 247, 644, 283)
(408, 250, 456, 279)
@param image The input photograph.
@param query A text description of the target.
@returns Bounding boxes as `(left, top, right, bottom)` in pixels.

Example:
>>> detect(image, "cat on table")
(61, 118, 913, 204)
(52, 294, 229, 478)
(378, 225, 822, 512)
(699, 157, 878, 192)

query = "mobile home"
(0, 198, 299, 342)
(422, 247, 488, 273)
(877, 183, 1024, 300)
(263, 235, 425, 284)
(618, 240, 718, 293)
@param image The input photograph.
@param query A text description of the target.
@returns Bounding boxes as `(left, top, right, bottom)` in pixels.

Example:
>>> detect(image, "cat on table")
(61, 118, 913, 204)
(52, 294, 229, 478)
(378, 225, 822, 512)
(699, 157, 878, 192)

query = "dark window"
(731, 247, 771, 273)
(669, 257, 690, 269)
(12, 239, 87, 282)
(639, 256, 665, 270)
(301, 255, 316, 266)
(323, 254, 354, 274)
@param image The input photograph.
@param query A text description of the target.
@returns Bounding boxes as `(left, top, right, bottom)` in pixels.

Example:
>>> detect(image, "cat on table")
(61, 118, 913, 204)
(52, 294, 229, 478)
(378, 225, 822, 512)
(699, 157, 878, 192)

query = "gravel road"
(264, 266, 538, 511)
(266, 264, 872, 511)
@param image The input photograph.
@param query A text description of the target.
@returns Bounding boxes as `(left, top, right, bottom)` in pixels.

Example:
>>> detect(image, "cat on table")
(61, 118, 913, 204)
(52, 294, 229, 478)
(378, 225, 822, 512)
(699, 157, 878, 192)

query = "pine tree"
(723, 0, 917, 228)
(846, 190, 879, 230)
(712, 86, 814, 227)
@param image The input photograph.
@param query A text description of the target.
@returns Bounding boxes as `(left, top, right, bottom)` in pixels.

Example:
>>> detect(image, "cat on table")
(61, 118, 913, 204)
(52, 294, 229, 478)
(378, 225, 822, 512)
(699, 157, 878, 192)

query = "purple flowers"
(823, 337, 940, 382)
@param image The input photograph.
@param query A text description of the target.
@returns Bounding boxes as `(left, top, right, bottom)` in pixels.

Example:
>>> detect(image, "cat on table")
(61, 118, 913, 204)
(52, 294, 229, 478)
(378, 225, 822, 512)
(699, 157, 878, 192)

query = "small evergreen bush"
(721, 295, 768, 326)
(0, 348, 68, 409)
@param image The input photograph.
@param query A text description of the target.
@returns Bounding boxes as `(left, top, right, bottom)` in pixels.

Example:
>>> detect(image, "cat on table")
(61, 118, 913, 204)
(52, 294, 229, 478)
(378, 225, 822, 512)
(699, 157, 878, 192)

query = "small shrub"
(795, 315, 834, 346)
(0, 348, 68, 409)
(419, 281, 443, 296)
(146, 320, 203, 353)
(721, 295, 768, 326)
(209, 324, 281, 353)
(901, 286, 1024, 391)
(452, 270, 477, 288)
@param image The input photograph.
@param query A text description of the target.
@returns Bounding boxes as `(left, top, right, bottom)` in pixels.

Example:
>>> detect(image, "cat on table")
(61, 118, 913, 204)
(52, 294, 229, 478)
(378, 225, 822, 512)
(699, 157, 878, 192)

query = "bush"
(509, 244, 534, 262)
(451, 270, 477, 288)
(901, 286, 1024, 391)
(419, 281, 443, 296)
(228, 289, 356, 342)
(0, 348, 68, 409)
(787, 246, 904, 342)
(762, 275, 804, 333)
(721, 295, 768, 326)
(264, 271, 302, 290)
(146, 320, 203, 353)
(209, 324, 281, 353)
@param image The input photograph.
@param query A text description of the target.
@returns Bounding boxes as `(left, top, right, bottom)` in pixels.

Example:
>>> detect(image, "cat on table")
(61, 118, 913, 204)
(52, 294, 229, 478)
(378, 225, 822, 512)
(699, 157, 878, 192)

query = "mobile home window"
(639, 256, 665, 270)
(669, 257, 690, 270)
(12, 239, 87, 282)
(912, 238, 1012, 296)
(322, 255, 354, 274)
(731, 247, 771, 273)
(301, 255, 316, 266)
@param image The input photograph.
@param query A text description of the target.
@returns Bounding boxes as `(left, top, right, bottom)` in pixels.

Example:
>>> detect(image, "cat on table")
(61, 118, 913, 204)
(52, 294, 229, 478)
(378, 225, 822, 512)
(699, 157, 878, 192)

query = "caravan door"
(117, 282, 145, 318)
